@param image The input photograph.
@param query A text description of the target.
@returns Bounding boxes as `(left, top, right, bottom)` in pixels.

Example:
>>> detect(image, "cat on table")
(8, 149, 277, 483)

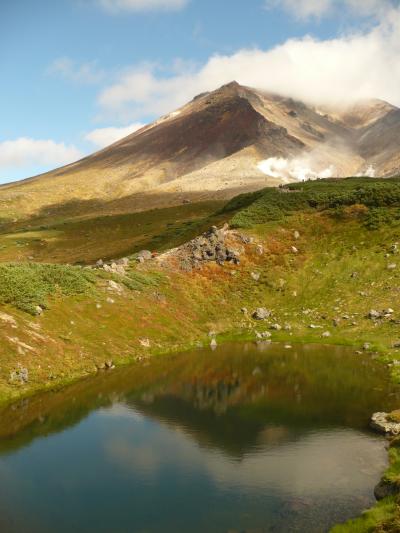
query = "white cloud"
(84, 122, 145, 148)
(48, 57, 104, 84)
(97, 0, 188, 13)
(0, 138, 83, 170)
(267, 0, 397, 20)
(97, 7, 400, 119)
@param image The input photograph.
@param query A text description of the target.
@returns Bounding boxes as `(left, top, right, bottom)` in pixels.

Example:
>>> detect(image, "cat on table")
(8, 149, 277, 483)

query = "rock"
(291, 246, 298, 254)
(240, 307, 248, 314)
(374, 480, 400, 500)
(210, 338, 217, 349)
(392, 342, 400, 348)
(293, 231, 300, 240)
(251, 272, 260, 281)
(103, 263, 126, 275)
(106, 297, 115, 304)
(116, 257, 129, 266)
(363, 342, 372, 351)
(105, 360, 114, 369)
(139, 338, 151, 348)
(35, 306, 43, 316)
(368, 309, 381, 319)
(255, 244, 264, 255)
(322, 331, 331, 338)
(390, 244, 399, 254)
(96, 303, 102, 309)
(387, 263, 397, 270)
(108, 280, 123, 293)
(137, 250, 152, 261)
(10, 367, 29, 384)
(284, 324, 292, 331)
(270, 323, 282, 331)
(96, 259, 104, 267)
(371, 412, 400, 435)
(252, 308, 271, 320)
(256, 331, 272, 339)
(309, 324, 322, 329)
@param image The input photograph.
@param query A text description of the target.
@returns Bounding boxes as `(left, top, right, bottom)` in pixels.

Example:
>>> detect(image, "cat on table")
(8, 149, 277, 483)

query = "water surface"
(0, 342, 398, 533)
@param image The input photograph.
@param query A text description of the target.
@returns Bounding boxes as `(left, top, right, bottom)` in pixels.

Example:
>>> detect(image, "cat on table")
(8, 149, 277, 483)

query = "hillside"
(1, 82, 399, 225)
(2, 176, 400, 530)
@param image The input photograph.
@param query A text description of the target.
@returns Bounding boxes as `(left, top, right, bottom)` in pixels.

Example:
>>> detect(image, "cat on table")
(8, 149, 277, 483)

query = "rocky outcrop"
(159, 224, 246, 271)
(371, 412, 400, 435)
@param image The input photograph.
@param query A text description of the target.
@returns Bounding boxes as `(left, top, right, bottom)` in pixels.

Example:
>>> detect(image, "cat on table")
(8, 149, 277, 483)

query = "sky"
(0, 0, 400, 184)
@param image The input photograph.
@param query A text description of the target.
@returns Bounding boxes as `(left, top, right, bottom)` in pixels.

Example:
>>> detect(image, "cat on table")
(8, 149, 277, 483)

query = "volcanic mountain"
(1, 81, 399, 222)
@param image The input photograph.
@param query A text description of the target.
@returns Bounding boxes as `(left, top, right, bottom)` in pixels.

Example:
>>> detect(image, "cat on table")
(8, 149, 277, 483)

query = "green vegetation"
(0, 200, 227, 264)
(331, 497, 400, 533)
(227, 177, 400, 228)
(1, 177, 400, 530)
(0, 263, 96, 314)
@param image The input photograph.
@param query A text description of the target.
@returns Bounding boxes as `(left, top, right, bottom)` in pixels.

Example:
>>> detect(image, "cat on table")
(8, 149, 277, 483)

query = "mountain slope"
(0, 82, 399, 223)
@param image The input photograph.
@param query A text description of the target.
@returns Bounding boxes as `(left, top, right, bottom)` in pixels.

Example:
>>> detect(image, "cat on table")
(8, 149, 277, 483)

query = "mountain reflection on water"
(0, 342, 398, 533)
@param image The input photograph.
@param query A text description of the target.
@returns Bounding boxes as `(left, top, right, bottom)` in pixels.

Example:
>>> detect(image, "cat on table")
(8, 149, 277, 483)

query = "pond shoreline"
(1, 330, 398, 533)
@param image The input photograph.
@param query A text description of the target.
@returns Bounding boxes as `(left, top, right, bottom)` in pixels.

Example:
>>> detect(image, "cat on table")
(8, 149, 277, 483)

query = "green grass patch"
(331, 497, 400, 532)
(0, 263, 96, 314)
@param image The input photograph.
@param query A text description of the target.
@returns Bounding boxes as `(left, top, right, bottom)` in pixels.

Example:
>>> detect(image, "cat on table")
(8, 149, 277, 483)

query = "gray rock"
(293, 231, 300, 240)
(10, 367, 29, 384)
(116, 257, 129, 266)
(322, 331, 331, 338)
(368, 309, 381, 319)
(138, 250, 152, 261)
(270, 323, 282, 331)
(251, 272, 260, 281)
(363, 342, 372, 351)
(252, 308, 271, 320)
(371, 412, 400, 435)
(387, 263, 397, 270)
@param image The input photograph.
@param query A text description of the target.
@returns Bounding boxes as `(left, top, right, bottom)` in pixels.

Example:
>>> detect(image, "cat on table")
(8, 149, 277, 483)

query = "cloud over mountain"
(98, 5, 400, 119)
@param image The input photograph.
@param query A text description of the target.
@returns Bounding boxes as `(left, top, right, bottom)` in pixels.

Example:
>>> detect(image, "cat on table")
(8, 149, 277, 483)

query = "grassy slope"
(0, 200, 226, 264)
(1, 177, 400, 530)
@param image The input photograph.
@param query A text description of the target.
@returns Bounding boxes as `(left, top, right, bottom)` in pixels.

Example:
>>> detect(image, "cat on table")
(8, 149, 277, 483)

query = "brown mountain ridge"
(1, 81, 399, 222)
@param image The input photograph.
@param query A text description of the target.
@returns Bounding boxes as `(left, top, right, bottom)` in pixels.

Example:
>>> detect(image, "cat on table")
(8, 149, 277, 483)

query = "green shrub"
(0, 263, 96, 314)
(229, 177, 400, 228)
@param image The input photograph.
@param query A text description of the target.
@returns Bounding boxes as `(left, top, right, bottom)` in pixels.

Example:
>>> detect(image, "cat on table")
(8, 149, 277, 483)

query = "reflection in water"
(0, 342, 399, 533)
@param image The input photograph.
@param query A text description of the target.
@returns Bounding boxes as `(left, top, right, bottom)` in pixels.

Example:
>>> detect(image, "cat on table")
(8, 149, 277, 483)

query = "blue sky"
(1, 0, 399, 184)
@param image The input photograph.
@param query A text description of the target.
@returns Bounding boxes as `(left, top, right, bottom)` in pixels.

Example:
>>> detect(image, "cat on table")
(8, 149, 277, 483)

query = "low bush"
(0, 263, 96, 314)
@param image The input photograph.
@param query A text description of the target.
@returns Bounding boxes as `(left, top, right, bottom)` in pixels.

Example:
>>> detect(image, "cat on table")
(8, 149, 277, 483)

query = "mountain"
(1, 81, 399, 223)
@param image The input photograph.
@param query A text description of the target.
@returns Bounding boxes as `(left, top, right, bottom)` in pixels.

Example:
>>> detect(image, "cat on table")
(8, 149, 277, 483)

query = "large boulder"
(371, 412, 400, 435)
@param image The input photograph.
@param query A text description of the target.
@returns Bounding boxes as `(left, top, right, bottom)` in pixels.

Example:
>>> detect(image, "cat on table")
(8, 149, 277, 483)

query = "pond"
(0, 342, 399, 533)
